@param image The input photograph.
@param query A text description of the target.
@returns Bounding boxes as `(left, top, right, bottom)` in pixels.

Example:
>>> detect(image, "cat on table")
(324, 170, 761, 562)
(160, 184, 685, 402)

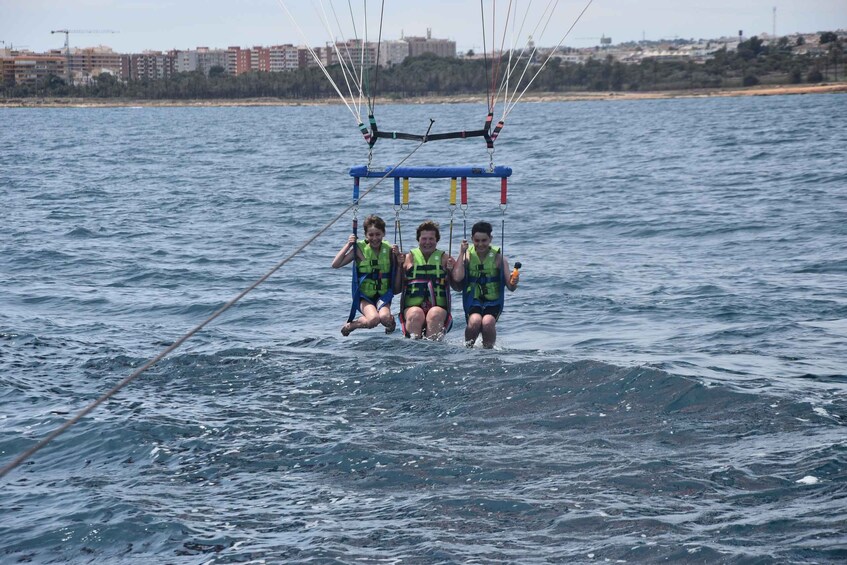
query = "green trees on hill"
(2, 33, 843, 99)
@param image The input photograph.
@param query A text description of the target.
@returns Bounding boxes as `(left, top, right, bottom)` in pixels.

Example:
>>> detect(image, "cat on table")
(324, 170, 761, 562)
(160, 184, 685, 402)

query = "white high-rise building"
(269, 44, 300, 72)
(378, 39, 409, 67)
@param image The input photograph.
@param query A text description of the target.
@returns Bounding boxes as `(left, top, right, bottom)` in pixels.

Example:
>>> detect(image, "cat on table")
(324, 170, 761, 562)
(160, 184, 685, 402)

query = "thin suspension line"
(0, 138, 430, 481)
(361, 0, 368, 117)
(327, 0, 365, 114)
(319, 0, 366, 119)
(495, 0, 544, 102)
(503, 0, 594, 118)
(341, 0, 369, 117)
(489, 0, 499, 104)
(488, 0, 565, 128)
(480, 0, 492, 110)
(499, 0, 560, 117)
(494, 0, 527, 109)
(489, 0, 516, 114)
(369, 0, 385, 115)
(346, 0, 359, 42)
(276, 0, 361, 123)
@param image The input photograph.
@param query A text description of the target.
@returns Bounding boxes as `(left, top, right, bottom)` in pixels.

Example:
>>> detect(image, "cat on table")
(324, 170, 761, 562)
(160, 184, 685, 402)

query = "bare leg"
(481, 314, 497, 349)
(379, 306, 396, 333)
(404, 306, 426, 339)
(464, 313, 483, 347)
(425, 306, 448, 341)
(341, 301, 380, 336)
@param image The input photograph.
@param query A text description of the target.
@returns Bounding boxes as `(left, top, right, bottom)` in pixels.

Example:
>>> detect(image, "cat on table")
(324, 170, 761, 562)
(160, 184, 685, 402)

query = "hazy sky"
(2, 0, 845, 54)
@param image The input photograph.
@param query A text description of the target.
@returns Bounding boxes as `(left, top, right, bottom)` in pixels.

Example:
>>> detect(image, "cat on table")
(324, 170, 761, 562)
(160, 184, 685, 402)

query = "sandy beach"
(1, 83, 844, 108)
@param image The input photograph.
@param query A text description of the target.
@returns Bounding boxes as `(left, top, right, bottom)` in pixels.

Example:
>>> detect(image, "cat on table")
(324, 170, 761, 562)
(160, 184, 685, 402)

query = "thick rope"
(0, 140, 428, 481)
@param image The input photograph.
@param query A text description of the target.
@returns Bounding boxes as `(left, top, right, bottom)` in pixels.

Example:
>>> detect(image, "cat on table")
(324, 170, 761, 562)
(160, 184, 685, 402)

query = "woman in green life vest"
(332, 215, 403, 336)
(400, 220, 460, 340)
(453, 221, 519, 348)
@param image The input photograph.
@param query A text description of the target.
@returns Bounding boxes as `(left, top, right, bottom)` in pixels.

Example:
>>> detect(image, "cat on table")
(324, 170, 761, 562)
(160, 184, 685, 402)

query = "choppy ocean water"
(1, 93, 846, 563)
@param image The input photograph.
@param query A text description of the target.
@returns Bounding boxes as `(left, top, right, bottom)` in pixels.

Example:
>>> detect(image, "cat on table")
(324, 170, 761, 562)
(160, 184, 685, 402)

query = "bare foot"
(341, 322, 354, 337)
(384, 317, 396, 334)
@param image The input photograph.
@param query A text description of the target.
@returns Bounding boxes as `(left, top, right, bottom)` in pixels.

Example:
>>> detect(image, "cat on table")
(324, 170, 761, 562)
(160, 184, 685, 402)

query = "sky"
(1, 0, 845, 54)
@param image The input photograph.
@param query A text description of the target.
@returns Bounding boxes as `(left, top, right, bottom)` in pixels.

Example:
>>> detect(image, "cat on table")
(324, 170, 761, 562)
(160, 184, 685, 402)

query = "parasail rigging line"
(318, 0, 367, 119)
(345, 0, 360, 41)
(494, 0, 553, 103)
(276, 1, 593, 153)
(493, 0, 523, 116)
(480, 0, 492, 111)
(368, 0, 386, 115)
(276, 0, 362, 124)
(359, 0, 368, 116)
(488, 0, 515, 115)
(502, 0, 594, 118)
(493, 0, 561, 124)
(333, 0, 367, 115)
(501, 4, 552, 110)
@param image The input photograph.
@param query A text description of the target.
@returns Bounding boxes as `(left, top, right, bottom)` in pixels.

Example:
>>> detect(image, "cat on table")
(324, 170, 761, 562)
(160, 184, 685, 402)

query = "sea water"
(1, 94, 846, 563)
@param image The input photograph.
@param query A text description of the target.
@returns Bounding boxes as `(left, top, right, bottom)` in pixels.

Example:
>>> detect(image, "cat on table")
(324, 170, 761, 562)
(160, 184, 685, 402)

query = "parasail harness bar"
(361, 113, 505, 150)
(349, 165, 512, 179)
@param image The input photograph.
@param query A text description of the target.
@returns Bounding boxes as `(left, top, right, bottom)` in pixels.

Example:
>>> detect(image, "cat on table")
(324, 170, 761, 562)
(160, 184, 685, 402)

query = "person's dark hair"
(363, 215, 386, 234)
(416, 220, 440, 242)
(471, 221, 493, 237)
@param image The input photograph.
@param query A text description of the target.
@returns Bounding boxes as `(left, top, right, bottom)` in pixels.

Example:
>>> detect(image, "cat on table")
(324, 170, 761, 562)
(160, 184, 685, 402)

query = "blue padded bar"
(349, 165, 512, 179)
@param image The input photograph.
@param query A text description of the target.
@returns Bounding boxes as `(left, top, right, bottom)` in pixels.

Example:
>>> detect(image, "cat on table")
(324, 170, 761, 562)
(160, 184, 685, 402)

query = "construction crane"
(50, 29, 118, 84)
(0, 40, 27, 52)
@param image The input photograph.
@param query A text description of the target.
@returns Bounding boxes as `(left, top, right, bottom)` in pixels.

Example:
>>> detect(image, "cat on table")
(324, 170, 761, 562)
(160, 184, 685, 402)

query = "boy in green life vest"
(400, 220, 460, 340)
(453, 221, 519, 348)
(332, 215, 403, 336)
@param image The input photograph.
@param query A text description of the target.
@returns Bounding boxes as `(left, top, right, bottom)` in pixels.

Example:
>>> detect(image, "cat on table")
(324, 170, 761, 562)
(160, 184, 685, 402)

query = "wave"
(2, 344, 845, 563)
(795, 259, 847, 274)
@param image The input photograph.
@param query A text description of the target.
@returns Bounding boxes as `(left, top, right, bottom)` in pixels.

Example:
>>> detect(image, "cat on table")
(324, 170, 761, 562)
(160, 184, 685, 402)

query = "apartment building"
(269, 44, 300, 72)
(174, 46, 254, 75)
(327, 39, 378, 69)
(227, 46, 252, 75)
(251, 46, 270, 72)
(121, 51, 176, 80)
(41, 45, 121, 84)
(301, 47, 324, 69)
(1, 29, 472, 86)
(174, 49, 198, 73)
(0, 54, 65, 86)
(195, 47, 228, 75)
(405, 29, 456, 59)
(379, 39, 409, 67)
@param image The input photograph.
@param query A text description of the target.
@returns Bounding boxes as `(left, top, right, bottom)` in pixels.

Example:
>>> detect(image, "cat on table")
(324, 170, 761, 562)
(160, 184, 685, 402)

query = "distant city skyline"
(2, 0, 846, 54)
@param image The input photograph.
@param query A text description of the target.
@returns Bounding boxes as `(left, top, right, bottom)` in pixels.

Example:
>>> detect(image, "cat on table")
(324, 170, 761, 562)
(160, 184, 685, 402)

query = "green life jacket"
(356, 240, 393, 300)
(404, 248, 449, 309)
(463, 245, 504, 310)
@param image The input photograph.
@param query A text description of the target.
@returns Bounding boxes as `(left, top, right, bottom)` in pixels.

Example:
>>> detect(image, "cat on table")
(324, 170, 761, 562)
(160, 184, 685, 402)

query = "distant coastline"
(2, 83, 845, 108)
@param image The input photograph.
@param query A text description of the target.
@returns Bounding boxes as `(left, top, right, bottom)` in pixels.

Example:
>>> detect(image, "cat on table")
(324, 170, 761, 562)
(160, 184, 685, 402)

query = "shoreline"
(2, 83, 845, 108)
